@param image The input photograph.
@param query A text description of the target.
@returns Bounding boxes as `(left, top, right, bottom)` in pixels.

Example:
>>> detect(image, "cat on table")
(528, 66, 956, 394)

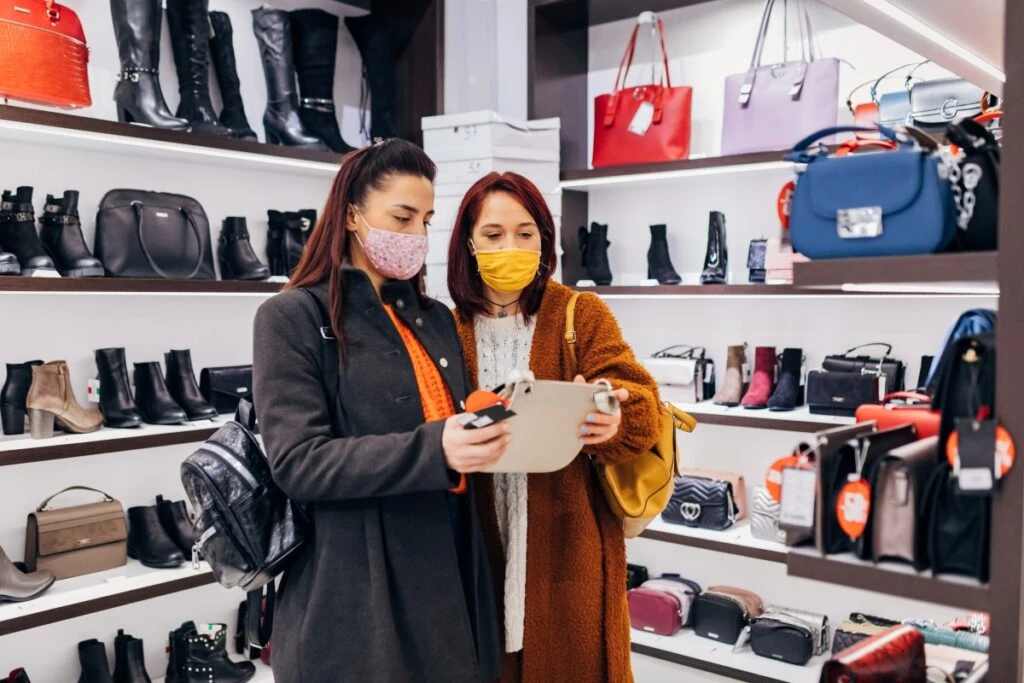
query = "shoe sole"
(127, 549, 185, 569)
(0, 264, 20, 275)
(60, 267, 105, 278)
(0, 574, 55, 602)
(21, 268, 59, 276)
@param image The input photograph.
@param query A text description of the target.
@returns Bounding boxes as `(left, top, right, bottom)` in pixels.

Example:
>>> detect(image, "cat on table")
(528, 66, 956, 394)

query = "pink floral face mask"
(352, 208, 428, 281)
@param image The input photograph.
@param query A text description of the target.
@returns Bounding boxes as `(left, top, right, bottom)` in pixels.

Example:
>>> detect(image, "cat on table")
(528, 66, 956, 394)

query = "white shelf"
(673, 401, 856, 432)
(0, 560, 215, 635)
(640, 517, 789, 563)
(631, 628, 828, 683)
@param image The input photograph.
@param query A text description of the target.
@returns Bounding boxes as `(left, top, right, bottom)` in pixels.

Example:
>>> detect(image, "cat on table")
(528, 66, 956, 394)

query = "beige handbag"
(25, 486, 127, 579)
(681, 468, 747, 519)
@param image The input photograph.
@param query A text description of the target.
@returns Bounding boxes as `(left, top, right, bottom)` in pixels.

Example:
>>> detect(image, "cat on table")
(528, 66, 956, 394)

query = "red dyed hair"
(286, 139, 437, 349)
(447, 172, 558, 323)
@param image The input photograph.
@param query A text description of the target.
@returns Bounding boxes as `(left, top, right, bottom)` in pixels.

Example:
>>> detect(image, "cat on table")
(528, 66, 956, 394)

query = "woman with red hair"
(448, 172, 661, 682)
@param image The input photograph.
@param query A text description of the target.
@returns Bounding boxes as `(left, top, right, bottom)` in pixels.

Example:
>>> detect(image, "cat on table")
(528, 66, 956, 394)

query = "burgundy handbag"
(820, 625, 927, 683)
(592, 15, 693, 168)
(628, 587, 685, 636)
(721, 0, 839, 155)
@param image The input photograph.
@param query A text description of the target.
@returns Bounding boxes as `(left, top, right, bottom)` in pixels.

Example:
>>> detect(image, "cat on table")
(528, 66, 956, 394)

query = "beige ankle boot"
(712, 344, 747, 406)
(25, 361, 103, 438)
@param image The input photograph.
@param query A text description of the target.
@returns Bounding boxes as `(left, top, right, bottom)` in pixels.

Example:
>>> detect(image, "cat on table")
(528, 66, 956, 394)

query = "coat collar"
(339, 264, 422, 310)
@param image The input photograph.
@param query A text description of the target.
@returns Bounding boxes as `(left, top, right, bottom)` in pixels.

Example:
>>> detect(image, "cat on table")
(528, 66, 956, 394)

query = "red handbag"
(855, 392, 940, 439)
(592, 16, 692, 168)
(0, 0, 90, 108)
(820, 625, 926, 683)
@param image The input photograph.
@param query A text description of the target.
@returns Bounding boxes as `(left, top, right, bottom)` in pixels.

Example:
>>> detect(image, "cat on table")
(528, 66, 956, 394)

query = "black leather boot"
(208, 11, 257, 140)
(164, 349, 217, 421)
(127, 506, 185, 568)
(0, 246, 18, 275)
(647, 223, 681, 285)
(133, 362, 187, 425)
(267, 210, 309, 276)
(578, 222, 612, 286)
(39, 191, 104, 278)
(95, 348, 142, 429)
(156, 495, 196, 557)
(110, 0, 189, 130)
(700, 211, 728, 285)
(218, 218, 270, 281)
(767, 348, 804, 412)
(175, 622, 256, 683)
(345, 13, 417, 141)
(0, 187, 55, 275)
(252, 8, 327, 150)
(78, 639, 115, 683)
(166, 0, 230, 137)
(1, 360, 42, 435)
(113, 629, 152, 683)
(292, 9, 356, 155)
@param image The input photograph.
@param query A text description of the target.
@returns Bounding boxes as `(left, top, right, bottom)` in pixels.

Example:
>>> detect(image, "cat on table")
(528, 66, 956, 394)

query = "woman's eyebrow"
(390, 203, 420, 212)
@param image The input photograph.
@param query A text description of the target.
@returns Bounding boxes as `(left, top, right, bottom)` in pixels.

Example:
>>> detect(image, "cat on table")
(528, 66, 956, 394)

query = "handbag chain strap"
(38, 485, 115, 512)
(131, 202, 206, 279)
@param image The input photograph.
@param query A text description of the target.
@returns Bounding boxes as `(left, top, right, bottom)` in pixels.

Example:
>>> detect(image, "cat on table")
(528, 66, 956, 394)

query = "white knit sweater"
(474, 313, 537, 653)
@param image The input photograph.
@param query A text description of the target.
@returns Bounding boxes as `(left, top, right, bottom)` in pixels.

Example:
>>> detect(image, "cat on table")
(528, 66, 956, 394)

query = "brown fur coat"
(457, 280, 661, 683)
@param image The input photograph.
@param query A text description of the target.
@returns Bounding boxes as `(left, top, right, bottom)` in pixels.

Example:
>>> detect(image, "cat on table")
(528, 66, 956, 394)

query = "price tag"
(836, 477, 871, 541)
(628, 101, 655, 136)
(87, 379, 101, 403)
(766, 454, 801, 503)
(779, 467, 816, 531)
(777, 181, 795, 230)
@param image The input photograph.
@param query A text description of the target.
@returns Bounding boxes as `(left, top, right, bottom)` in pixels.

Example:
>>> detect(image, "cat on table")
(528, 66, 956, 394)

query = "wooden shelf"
(786, 549, 990, 611)
(0, 417, 232, 467)
(638, 518, 788, 563)
(631, 629, 827, 683)
(0, 104, 339, 178)
(793, 252, 999, 294)
(559, 150, 792, 190)
(0, 276, 283, 296)
(0, 561, 215, 636)
(674, 402, 855, 433)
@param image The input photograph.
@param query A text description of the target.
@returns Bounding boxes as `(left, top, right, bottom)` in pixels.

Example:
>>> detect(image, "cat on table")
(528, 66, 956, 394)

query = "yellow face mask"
(472, 243, 542, 293)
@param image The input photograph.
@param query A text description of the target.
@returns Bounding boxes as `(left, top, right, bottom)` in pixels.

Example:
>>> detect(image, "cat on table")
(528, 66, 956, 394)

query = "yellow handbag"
(565, 293, 697, 538)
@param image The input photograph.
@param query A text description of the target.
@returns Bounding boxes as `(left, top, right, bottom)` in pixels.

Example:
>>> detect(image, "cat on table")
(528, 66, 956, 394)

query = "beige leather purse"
(682, 468, 747, 519)
(25, 486, 127, 580)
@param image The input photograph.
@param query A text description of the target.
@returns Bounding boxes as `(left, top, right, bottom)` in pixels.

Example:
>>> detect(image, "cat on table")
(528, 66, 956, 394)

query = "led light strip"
(559, 160, 793, 189)
(594, 291, 997, 300)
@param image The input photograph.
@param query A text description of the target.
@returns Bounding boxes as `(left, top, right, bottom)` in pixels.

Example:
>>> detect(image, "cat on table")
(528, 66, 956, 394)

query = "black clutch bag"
(200, 365, 253, 414)
(662, 476, 737, 530)
(806, 369, 882, 417)
(691, 588, 762, 645)
(822, 342, 906, 395)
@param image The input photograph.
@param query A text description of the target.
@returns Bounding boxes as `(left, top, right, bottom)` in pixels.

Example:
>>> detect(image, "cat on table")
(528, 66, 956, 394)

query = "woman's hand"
(574, 375, 630, 446)
(442, 415, 511, 473)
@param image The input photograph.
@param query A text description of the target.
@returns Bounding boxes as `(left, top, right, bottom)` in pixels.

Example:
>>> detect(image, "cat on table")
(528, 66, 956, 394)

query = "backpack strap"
(246, 582, 275, 649)
(565, 292, 582, 376)
(300, 288, 339, 423)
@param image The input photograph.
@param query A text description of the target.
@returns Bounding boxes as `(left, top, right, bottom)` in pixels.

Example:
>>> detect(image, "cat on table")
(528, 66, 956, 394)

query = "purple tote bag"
(721, 0, 839, 156)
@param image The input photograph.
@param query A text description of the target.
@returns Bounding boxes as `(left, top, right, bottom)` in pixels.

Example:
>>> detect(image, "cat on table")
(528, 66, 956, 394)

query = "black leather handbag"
(662, 475, 738, 530)
(750, 606, 830, 666)
(200, 365, 253, 414)
(691, 587, 763, 645)
(923, 463, 990, 582)
(94, 189, 215, 279)
(822, 343, 906, 396)
(180, 400, 309, 647)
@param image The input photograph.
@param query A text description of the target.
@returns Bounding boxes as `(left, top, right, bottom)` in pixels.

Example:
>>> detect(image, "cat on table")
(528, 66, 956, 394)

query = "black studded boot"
(208, 11, 257, 140)
(579, 222, 612, 286)
(0, 187, 55, 275)
(175, 622, 256, 683)
(166, 0, 230, 136)
(647, 223, 681, 285)
(218, 218, 270, 281)
(39, 191, 104, 277)
(291, 9, 356, 155)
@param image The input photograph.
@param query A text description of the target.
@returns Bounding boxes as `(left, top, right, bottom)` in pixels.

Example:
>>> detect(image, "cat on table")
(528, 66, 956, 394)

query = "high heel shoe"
(25, 361, 103, 438)
(1, 360, 43, 435)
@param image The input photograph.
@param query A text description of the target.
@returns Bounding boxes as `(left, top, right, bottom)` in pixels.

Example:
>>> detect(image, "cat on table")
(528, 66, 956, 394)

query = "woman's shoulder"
(255, 287, 321, 336)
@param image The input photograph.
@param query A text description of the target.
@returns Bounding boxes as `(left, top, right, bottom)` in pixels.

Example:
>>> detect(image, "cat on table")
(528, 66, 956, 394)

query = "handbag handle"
(784, 125, 907, 161)
(842, 342, 893, 358)
(235, 398, 257, 431)
(604, 15, 672, 128)
(652, 345, 705, 359)
(882, 391, 932, 405)
(37, 486, 115, 512)
(868, 61, 923, 102)
(132, 202, 206, 280)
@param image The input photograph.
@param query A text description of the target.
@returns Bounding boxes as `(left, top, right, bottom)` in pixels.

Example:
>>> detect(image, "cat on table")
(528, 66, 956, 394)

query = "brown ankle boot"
(712, 344, 747, 406)
(25, 361, 103, 438)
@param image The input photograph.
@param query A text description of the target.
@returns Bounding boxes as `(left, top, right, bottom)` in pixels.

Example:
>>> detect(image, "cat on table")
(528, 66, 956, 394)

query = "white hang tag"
(87, 379, 101, 403)
(877, 374, 887, 401)
(779, 467, 817, 531)
(800, 362, 807, 386)
(732, 625, 752, 653)
(628, 101, 655, 136)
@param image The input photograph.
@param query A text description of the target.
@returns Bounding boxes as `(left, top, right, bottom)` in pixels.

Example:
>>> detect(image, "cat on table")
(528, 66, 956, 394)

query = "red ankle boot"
(741, 347, 777, 409)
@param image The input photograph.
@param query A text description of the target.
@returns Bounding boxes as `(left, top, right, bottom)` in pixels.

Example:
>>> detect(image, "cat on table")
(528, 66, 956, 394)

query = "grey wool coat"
(252, 269, 501, 683)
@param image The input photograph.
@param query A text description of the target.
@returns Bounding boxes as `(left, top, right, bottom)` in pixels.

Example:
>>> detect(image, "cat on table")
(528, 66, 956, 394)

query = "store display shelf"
(531, 0, 717, 27)
(638, 517, 788, 563)
(674, 401, 855, 433)
(0, 276, 283, 296)
(793, 252, 999, 295)
(559, 150, 792, 190)
(630, 628, 827, 683)
(0, 416, 233, 467)
(0, 105, 340, 178)
(786, 548, 990, 611)
(0, 561, 215, 636)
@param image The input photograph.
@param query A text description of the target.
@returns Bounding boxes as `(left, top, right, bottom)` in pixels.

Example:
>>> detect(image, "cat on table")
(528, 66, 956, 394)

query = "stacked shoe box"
(421, 111, 562, 302)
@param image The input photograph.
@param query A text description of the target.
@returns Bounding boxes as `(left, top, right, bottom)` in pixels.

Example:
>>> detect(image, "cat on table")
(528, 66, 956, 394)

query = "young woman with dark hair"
(252, 140, 503, 683)
(447, 172, 662, 682)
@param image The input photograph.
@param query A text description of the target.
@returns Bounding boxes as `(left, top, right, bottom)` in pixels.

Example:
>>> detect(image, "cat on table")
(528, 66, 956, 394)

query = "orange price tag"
(836, 478, 871, 541)
(947, 425, 1017, 478)
(777, 181, 795, 230)
(766, 454, 801, 503)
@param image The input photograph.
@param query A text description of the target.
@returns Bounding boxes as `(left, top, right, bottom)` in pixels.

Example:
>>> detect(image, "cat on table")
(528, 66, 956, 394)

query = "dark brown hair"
(286, 139, 437, 347)
(447, 172, 558, 323)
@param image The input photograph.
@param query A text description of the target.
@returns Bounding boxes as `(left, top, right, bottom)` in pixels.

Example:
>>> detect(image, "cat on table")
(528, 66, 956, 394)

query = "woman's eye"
(520, 232, 536, 239)
(394, 216, 410, 224)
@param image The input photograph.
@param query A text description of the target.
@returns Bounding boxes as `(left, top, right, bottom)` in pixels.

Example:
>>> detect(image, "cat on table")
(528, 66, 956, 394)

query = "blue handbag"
(786, 125, 957, 260)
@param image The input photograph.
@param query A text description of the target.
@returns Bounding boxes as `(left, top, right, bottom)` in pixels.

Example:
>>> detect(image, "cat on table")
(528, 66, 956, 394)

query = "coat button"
(440, 358, 449, 368)
(415, 318, 424, 328)
(396, 299, 406, 310)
